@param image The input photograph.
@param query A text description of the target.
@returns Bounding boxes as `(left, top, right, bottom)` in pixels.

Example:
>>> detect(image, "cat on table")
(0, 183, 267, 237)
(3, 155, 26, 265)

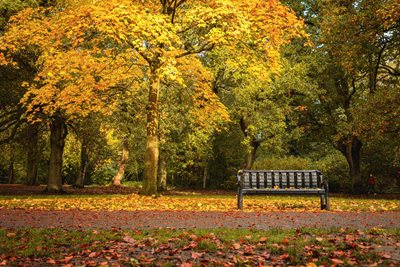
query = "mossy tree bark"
(338, 136, 363, 193)
(7, 142, 14, 184)
(141, 72, 160, 196)
(158, 155, 167, 191)
(113, 138, 129, 186)
(46, 116, 67, 193)
(27, 124, 39, 185)
(74, 139, 89, 188)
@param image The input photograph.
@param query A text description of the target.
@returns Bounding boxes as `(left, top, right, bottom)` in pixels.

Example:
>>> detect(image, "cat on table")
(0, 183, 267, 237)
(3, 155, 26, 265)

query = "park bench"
(237, 170, 330, 210)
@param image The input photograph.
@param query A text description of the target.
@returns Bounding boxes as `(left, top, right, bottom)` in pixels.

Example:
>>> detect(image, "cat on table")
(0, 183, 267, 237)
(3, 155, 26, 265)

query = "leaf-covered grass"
(0, 228, 399, 266)
(0, 194, 398, 212)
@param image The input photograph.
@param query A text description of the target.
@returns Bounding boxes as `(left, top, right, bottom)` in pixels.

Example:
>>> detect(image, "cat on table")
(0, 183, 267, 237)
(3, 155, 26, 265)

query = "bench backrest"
(238, 170, 324, 189)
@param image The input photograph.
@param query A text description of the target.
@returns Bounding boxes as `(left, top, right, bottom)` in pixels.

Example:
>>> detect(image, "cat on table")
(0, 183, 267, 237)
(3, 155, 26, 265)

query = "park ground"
(0, 185, 399, 266)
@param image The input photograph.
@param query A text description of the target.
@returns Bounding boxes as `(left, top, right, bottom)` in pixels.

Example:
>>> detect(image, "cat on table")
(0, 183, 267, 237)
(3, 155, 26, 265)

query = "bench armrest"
(321, 179, 329, 192)
(237, 170, 243, 185)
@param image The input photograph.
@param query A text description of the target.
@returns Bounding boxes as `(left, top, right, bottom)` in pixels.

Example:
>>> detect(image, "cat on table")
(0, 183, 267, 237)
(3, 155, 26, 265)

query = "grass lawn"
(0, 227, 399, 266)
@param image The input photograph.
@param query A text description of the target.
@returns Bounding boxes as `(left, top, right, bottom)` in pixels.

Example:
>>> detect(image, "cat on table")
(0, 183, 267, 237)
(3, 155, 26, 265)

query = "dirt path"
(1, 209, 399, 230)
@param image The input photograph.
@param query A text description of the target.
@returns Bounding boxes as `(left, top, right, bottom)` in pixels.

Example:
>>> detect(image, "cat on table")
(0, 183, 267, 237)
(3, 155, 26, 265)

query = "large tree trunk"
(113, 138, 129, 186)
(27, 124, 39, 185)
(338, 136, 362, 193)
(158, 155, 167, 191)
(7, 143, 14, 184)
(46, 117, 67, 193)
(141, 73, 160, 196)
(74, 139, 89, 188)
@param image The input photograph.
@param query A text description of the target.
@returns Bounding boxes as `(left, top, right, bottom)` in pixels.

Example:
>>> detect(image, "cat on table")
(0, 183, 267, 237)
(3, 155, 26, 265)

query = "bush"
(90, 164, 117, 185)
(253, 154, 350, 193)
(312, 153, 350, 193)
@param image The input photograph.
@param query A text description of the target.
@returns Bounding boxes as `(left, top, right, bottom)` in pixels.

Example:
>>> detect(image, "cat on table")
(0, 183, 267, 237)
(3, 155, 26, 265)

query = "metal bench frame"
(237, 170, 330, 210)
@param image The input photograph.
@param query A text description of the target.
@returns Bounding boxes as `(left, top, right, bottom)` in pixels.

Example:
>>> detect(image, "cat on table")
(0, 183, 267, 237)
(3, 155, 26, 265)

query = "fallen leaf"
(279, 253, 289, 260)
(62, 256, 73, 263)
(182, 242, 197, 250)
(47, 259, 56, 264)
(233, 243, 241, 250)
(123, 235, 135, 244)
(331, 258, 344, 264)
(244, 246, 255, 255)
(89, 252, 99, 258)
(191, 252, 204, 259)
(282, 237, 289, 245)
(6, 233, 16, 238)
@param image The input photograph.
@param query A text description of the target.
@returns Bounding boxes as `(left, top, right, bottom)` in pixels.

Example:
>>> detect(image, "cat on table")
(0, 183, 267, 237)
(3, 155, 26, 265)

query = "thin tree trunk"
(45, 117, 67, 193)
(338, 136, 362, 193)
(27, 124, 39, 185)
(202, 165, 208, 189)
(113, 138, 129, 186)
(239, 117, 261, 170)
(158, 155, 167, 191)
(74, 139, 89, 188)
(245, 142, 260, 169)
(141, 72, 160, 196)
(7, 143, 14, 184)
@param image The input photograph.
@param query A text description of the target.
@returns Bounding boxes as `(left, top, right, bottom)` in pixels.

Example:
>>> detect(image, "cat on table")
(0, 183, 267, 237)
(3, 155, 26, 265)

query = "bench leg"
(320, 193, 329, 210)
(237, 188, 243, 210)
(320, 195, 325, 210)
(325, 193, 330, 210)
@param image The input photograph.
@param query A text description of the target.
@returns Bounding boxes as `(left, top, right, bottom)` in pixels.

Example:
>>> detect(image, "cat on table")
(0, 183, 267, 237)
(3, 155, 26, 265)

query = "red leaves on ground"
(232, 243, 241, 250)
(122, 235, 135, 244)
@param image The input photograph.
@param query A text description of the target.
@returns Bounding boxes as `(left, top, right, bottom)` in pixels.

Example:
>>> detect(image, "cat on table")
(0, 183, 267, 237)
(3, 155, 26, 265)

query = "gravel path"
(1, 209, 399, 230)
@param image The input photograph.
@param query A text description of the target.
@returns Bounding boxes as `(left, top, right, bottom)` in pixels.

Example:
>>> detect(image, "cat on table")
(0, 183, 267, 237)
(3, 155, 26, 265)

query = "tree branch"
(380, 64, 400, 77)
(176, 42, 215, 58)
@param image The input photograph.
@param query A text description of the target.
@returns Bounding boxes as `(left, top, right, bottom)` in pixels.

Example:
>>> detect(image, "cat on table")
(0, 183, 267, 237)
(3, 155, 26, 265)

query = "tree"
(285, 0, 400, 192)
(0, 3, 134, 192)
(1, 0, 305, 194)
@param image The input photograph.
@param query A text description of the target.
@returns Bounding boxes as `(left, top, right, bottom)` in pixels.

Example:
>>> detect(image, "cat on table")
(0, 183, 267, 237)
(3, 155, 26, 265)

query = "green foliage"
(0, 0, 41, 29)
(253, 156, 310, 170)
(90, 164, 117, 186)
(312, 152, 350, 193)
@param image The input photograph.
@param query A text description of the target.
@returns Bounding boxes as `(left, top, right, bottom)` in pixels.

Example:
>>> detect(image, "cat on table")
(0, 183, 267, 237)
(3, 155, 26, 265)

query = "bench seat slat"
(251, 172, 257, 188)
(259, 173, 265, 188)
(273, 172, 280, 187)
(266, 173, 272, 187)
(243, 189, 326, 195)
(282, 172, 287, 188)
